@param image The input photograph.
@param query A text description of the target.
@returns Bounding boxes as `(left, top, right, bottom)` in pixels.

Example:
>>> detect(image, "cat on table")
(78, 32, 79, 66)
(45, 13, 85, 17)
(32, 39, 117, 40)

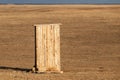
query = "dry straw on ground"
(0, 5, 120, 80)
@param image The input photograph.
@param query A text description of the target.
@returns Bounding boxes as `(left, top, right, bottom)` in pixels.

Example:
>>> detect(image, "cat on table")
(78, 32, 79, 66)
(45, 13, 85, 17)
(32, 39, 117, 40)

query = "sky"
(0, 0, 120, 4)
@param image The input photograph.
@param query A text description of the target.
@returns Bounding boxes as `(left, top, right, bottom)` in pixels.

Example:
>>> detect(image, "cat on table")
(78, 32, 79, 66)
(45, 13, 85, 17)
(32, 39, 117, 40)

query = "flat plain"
(0, 5, 120, 80)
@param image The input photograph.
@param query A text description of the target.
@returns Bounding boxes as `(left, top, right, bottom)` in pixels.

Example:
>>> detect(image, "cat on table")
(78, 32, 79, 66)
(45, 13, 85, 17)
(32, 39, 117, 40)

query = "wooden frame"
(32, 24, 63, 73)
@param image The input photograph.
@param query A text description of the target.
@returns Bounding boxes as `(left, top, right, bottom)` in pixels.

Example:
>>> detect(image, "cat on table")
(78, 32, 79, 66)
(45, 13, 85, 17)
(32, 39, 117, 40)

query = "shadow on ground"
(0, 66, 31, 72)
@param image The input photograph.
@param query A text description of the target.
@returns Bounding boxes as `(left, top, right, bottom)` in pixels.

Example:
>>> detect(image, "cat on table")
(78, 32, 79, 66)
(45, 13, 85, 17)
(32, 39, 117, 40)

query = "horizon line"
(0, 3, 120, 5)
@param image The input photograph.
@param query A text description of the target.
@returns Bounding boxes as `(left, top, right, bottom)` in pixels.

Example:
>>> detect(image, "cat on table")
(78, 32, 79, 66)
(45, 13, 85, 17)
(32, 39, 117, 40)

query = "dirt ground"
(0, 5, 120, 80)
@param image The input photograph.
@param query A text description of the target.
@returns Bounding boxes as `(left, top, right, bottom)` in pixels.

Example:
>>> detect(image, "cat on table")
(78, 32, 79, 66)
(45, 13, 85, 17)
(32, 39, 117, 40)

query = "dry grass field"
(0, 5, 120, 80)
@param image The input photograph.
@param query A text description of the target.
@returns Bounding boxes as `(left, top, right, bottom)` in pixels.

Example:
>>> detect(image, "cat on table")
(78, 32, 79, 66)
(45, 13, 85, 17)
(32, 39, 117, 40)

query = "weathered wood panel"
(33, 24, 62, 73)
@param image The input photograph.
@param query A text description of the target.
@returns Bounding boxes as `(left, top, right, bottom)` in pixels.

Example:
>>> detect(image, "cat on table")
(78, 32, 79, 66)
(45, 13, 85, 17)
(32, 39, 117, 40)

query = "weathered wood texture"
(33, 24, 62, 73)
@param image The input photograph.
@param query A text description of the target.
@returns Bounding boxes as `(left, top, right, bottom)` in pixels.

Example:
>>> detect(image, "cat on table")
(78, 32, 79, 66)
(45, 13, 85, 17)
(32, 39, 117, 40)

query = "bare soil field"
(0, 5, 120, 80)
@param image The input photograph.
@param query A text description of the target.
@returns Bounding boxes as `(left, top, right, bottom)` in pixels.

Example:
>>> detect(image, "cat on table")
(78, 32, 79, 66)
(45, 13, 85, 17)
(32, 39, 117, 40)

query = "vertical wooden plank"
(36, 25, 46, 72)
(45, 25, 49, 71)
(36, 26, 43, 71)
(54, 24, 61, 71)
(49, 25, 54, 71)
(52, 25, 55, 70)
(42, 26, 46, 71)
(47, 25, 51, 71)
(34, 24, 62, 73)
(50, 25, 54, 70)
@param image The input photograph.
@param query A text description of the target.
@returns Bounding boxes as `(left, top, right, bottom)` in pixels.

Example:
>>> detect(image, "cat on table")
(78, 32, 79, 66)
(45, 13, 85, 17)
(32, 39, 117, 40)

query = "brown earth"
(0, 5, 120, 80)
